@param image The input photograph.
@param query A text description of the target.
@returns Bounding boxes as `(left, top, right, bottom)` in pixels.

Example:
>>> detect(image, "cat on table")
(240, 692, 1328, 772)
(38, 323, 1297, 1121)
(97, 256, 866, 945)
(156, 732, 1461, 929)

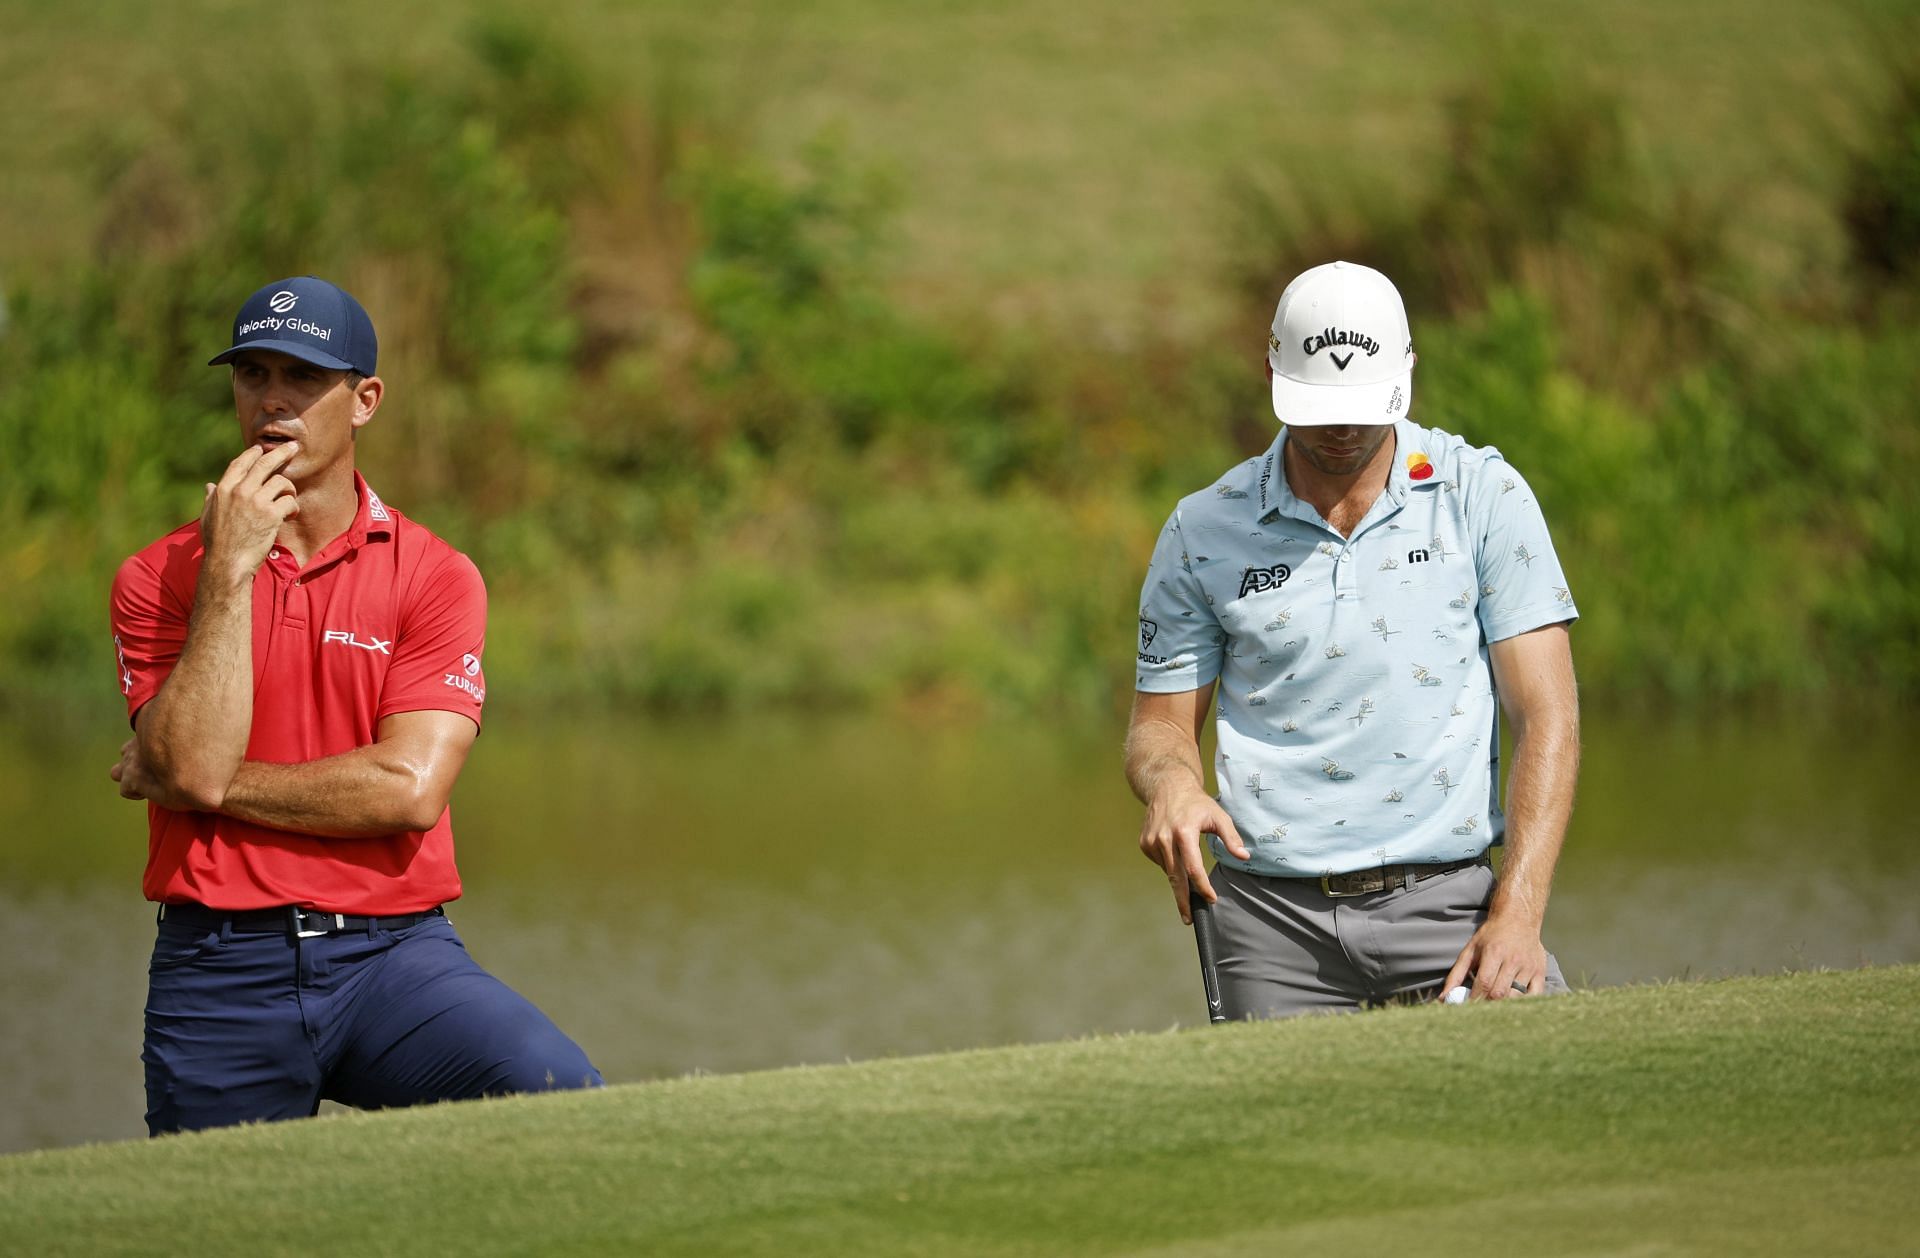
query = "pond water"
(2, 707, 1914, 1153)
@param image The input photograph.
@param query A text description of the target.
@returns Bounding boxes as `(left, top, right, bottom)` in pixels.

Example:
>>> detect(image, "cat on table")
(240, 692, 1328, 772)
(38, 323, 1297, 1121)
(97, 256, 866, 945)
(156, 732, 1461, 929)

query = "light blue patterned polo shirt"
(1135, 419, 1577, 877)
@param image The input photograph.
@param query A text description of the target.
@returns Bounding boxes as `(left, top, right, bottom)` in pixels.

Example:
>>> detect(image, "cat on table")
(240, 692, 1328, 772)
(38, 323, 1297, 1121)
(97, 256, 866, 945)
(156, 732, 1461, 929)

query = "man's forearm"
(1488, 712, 1580, 928)
(136, 574, 257, 809)
(220, 746, 446, 839)
(1125, 719, 1207, 807)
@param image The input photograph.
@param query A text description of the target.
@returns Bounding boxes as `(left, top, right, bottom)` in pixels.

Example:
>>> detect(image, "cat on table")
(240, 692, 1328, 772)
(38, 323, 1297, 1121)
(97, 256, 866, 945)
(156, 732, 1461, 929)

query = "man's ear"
(351, 376, 384, 430)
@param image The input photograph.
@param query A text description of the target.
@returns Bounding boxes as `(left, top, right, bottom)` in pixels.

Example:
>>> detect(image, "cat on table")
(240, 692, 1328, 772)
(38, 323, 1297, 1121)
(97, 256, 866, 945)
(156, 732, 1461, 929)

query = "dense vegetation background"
(2, 2, 1915, 719)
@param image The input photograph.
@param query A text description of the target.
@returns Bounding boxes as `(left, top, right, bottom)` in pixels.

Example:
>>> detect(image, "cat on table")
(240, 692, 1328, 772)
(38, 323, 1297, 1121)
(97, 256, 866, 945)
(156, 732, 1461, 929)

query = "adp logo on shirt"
(1237, 563, 1292, 599)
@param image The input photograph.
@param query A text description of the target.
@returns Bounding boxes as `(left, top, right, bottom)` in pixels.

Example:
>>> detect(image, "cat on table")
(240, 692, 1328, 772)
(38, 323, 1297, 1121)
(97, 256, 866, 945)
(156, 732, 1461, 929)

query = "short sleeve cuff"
(1481, 604, 1578, 644)
(1134, 662, 1219, 694)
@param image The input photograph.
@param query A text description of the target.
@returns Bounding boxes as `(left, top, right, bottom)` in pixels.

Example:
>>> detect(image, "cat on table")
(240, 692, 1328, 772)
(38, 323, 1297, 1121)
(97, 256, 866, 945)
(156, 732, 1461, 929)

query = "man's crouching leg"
(326, 914, 602, 1110)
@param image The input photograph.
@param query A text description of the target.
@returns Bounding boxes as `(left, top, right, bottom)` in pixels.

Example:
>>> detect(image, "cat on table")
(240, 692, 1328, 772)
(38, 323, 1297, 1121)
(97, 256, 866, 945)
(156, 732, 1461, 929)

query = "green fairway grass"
(3, 966, 1914, 1255)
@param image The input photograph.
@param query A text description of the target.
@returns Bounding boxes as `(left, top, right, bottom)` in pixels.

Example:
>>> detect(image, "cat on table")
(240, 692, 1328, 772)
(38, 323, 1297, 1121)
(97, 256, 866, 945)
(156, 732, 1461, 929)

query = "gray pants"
(1210, 860, 1568, 1019)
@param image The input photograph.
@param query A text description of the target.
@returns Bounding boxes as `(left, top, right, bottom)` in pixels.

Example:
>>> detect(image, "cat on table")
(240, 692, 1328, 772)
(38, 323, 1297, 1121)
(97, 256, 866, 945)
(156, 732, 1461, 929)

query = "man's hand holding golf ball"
(1439, 898, 1553, 1002)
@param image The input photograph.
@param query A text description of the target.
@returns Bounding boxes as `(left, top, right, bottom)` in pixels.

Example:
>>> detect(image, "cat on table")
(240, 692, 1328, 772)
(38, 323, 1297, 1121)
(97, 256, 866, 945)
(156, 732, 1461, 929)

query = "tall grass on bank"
(1214, 41, 1916, 703)
(1, 23, 1914, 718)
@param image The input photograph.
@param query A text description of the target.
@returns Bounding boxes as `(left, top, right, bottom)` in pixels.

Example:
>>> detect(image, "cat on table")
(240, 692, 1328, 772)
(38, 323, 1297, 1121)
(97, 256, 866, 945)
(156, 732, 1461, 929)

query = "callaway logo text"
(1301, 327, 1380, 371)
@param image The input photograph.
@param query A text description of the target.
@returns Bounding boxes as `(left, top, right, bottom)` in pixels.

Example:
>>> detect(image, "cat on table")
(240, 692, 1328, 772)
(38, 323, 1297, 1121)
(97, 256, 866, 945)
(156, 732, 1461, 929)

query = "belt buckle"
(289, 908, 344, 939)
(1320, 870, 1388, 898)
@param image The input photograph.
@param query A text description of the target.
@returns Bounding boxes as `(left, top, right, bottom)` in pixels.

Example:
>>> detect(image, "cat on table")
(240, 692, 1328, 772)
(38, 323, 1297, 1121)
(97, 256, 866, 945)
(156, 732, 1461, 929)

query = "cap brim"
(208, 340, 357, 371)
(1270, 368, 1411, 427)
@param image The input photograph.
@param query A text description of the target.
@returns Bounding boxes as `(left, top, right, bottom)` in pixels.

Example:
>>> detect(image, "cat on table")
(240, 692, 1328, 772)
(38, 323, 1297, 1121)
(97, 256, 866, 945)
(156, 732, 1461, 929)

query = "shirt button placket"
(1335, 545, 1355, 601)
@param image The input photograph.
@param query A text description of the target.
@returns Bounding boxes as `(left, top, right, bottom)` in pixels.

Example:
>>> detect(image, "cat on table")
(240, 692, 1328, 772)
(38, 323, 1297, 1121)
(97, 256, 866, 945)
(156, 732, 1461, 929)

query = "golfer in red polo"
(110, 276, 599, 1135)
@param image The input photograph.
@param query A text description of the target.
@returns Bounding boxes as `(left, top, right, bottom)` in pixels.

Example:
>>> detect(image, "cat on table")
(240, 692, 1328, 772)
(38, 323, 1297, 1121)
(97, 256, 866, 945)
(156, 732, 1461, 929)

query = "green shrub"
(1, 24, 1915, 718)
(1843, 39, 1920, 288)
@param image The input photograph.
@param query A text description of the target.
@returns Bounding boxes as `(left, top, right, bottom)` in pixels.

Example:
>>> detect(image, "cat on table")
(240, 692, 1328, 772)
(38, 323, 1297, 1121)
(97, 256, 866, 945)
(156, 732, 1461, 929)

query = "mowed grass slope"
(2, 967, 1915, 1256)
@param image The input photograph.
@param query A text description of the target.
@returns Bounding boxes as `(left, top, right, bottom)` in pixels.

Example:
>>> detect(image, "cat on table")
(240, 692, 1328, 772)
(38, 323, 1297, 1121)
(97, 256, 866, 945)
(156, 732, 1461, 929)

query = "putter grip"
(1189, 890, 1228, 1024)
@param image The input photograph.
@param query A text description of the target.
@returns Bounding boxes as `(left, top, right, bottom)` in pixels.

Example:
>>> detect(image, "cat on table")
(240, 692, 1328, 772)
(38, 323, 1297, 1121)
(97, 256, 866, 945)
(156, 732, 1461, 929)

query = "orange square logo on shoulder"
(1407, 452, 1434, 481)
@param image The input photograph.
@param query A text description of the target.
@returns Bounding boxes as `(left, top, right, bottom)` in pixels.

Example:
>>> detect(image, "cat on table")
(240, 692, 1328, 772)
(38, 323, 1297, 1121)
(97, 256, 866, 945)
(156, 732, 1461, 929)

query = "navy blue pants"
(143, 908, 601, 1135)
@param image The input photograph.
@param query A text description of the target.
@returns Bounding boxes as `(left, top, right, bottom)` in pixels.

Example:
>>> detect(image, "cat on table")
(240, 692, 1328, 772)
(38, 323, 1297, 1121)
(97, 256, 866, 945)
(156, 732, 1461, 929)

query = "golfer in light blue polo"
(1125, 261, 1580, 1017)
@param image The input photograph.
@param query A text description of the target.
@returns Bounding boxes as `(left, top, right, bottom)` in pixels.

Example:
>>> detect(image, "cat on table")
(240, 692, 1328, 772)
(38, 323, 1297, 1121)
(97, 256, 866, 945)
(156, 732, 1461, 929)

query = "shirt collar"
(1390, 419, 1438, 500)
(1254, 431, 1289, 524)
(1256, 420, 1426, 527)
(349, 471, 395, 545)
(300, 472, 393, 573)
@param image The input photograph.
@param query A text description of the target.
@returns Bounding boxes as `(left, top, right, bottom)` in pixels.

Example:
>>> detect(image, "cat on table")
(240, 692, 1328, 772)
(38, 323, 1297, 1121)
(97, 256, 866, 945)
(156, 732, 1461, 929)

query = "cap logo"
(1301, 328, 1381, 362)
(236, 316, 333, 341)
(269, 290, 299, 314)
(1266, 263, 1411, 427)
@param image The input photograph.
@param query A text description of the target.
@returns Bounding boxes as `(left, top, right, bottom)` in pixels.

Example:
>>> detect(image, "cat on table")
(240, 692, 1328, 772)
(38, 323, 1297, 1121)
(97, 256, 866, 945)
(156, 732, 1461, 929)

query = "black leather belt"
(157, 902, 444, 938)
(1315, 857, 1485, 898)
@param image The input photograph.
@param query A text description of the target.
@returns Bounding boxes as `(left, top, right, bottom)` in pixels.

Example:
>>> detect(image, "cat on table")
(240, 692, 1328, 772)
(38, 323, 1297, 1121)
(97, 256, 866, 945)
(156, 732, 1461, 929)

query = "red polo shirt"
(109, 474, 486, 914)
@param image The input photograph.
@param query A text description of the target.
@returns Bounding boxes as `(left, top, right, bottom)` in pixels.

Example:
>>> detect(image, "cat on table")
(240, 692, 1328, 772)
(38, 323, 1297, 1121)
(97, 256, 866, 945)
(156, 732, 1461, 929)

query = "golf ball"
(1443, 986, 1470, 1005)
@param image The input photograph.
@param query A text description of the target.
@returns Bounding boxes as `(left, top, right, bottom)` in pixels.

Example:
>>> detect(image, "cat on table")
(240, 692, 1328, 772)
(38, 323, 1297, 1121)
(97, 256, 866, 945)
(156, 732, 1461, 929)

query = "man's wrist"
(194, 562, 256, 605)
(1484, 894, 1546, 933)
(1148, 771, 1210, 811)
(145, 756, 232, 814)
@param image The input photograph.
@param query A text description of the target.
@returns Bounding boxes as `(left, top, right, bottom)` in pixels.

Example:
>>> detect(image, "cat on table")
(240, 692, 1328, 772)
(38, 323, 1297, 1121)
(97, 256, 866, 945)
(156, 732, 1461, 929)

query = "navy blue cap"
(208, 277, 378, 376)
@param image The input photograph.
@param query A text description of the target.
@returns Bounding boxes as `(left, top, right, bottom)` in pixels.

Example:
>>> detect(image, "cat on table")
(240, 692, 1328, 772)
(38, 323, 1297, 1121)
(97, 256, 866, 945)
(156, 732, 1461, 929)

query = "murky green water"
(3, 708, 1914, 1153)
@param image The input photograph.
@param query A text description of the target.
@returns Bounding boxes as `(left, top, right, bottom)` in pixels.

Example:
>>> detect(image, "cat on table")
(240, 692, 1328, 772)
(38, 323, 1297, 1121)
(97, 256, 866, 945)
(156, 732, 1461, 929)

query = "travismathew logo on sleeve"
(1237, 564, 1292, 599)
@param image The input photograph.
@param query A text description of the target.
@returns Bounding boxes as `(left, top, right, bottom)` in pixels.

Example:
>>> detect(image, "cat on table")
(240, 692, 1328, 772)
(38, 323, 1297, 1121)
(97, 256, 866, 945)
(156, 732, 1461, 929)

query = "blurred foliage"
(1842, 29, 1920, 294)
(1, 25, 1914, 720)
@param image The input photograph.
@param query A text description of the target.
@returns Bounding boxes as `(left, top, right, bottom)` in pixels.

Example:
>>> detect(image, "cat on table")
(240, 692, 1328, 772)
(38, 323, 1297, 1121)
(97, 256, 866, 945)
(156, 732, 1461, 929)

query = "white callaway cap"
(1266, 260, 1414, 427)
